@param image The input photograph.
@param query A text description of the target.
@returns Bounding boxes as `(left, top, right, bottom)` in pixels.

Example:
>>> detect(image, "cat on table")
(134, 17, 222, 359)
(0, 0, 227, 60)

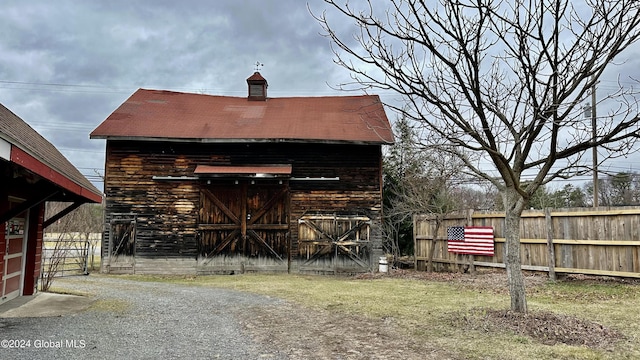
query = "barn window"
(249, 84, 264, 97)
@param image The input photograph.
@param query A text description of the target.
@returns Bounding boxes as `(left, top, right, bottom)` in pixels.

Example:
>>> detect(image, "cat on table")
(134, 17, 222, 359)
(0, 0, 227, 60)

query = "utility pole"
(591, 78, 598, 208)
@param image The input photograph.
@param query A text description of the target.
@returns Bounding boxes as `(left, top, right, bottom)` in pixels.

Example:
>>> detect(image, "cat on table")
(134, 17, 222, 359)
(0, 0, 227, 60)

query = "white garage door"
(2, 216, 26, 304)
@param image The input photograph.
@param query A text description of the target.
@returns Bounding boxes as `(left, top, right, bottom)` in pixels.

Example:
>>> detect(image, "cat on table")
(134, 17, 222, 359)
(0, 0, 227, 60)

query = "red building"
(1, 103, 102, 304)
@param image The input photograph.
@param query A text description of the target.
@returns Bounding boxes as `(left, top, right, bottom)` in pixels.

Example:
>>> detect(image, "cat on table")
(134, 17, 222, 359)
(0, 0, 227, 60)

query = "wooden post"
(413, 215, 418, 271)
(545, 208, 556, 281)
(466, 210, 475, 274)
(240, 182, 248, 244)
(107, 219, 113, 274)
(427, 217, 439, 272)
(454, 253, 460, 272)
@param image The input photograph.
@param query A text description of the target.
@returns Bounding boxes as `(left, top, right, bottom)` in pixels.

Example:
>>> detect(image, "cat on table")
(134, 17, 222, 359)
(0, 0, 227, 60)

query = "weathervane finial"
(254, 61, 264, 72)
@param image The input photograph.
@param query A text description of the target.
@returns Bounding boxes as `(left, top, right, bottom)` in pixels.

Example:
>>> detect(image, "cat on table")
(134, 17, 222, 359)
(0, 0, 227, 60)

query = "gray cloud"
(0, 0, 355, 190)
(2, 0, 638, 192)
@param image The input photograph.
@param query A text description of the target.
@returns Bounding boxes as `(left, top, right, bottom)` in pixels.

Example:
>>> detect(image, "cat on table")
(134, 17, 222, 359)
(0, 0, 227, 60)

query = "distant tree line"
(528, 173, 640, 209)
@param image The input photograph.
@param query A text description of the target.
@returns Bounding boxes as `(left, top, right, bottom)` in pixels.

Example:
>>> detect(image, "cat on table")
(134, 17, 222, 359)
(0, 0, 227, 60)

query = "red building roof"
(90, 88, 394, 145)
(246, 71, 268, 82)
(0, 103, 102, 203)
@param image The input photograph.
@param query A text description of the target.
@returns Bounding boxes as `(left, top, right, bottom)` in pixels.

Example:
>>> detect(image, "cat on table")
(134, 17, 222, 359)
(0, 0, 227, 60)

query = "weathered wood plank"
(414, 208, 640, 279)
(102, 140, 383, 273)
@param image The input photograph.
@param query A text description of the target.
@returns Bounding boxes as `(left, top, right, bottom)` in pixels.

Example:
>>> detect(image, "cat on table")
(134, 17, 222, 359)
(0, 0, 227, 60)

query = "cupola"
(246, 72, 268, 101)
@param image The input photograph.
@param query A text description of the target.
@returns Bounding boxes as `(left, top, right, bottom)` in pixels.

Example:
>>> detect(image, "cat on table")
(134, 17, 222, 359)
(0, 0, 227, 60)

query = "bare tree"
(383, 116, 499, 260)
(40, 232, 69, 292)
(596, 172, 640, 205)
(45, 202, 103, 271)
(77, 204, 104, 270)
(315, 0, 640, 312)
(384, 114, 479, 258)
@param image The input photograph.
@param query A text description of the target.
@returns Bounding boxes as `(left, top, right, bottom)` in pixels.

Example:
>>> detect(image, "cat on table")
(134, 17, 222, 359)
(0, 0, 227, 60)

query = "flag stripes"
(447, 226, 495, 256)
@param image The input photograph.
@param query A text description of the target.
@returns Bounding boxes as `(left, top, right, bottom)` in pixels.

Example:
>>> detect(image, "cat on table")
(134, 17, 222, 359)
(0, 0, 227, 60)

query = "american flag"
(447, 226, 495, 256)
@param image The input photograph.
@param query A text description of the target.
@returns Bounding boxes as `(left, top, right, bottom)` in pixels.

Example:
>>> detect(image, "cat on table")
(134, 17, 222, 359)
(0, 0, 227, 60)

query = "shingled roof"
(90, 88, 394, 145)
(0, 103, 102, 203)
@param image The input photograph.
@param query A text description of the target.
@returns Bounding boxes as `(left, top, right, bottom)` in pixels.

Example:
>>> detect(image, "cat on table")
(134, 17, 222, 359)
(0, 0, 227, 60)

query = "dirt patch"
(356, 268, 640, 293)
(556, 273, 640, 286)
(355, 268, 549, 295)
(452, 308, 624, 349)
(237, 301, 458, 360)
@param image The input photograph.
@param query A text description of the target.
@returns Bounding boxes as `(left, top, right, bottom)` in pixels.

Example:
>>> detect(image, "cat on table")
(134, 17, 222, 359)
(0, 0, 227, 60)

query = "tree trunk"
(503, 187, 528, 313)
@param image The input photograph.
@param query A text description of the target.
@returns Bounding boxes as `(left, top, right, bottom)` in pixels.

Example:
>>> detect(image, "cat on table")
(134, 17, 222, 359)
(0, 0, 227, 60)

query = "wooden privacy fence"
(414, 207, 640, 279)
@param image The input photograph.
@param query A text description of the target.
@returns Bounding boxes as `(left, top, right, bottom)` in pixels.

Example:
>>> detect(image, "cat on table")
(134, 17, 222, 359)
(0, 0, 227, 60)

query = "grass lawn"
(108, 270, 639, 360)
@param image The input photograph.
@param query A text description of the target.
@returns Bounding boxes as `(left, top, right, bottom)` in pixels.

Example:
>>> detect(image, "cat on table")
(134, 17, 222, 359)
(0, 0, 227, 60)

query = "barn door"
(198, 181, 289, 264)
(298, 213, 371, 273)
(106, 214, 136, 274)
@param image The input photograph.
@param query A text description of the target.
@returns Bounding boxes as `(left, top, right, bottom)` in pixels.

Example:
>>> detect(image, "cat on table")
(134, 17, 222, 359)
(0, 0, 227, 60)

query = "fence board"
(414, 207, 640, 278)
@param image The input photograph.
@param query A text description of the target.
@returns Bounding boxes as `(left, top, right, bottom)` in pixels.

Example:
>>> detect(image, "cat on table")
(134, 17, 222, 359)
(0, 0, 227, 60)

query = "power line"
(0, 78, 386, 97)
(57, 147, 105, 154)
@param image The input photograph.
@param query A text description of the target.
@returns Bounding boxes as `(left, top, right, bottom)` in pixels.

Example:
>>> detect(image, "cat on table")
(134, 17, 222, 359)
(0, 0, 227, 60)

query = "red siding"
(23, 204, 44, 295)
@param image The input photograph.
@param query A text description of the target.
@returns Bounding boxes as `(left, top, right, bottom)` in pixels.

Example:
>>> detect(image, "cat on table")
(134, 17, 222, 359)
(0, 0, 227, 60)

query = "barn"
(1, 103, 102, 304)
(91, 72, 393, 274)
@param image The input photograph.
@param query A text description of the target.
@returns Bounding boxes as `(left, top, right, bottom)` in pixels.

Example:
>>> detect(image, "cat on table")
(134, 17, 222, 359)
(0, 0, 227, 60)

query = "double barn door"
(198, 181, 289, 263)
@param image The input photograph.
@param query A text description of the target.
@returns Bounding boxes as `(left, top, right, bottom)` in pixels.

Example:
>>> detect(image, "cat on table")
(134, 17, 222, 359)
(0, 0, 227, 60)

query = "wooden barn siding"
(414, 208, 640, 278)
(0, 223, 4, 290)
(289, 190, 383, 272)
(102, 141, 383, 267)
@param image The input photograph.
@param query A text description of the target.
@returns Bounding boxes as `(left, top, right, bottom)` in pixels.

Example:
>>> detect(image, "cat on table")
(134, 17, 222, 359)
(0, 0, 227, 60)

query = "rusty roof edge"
(134, 88, 381, 100)
(2, 128, 102, 200)
(90, 136, 393, 145)
(10, 139, 102, 198)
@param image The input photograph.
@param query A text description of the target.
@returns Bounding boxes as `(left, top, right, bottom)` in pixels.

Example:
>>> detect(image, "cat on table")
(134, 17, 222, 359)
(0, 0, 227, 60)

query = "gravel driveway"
(0, 275, 287, 360)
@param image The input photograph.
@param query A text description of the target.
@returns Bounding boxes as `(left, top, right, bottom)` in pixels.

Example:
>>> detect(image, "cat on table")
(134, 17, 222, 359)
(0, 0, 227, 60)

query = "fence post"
(545, 208, 556, 281)
(83, 240, 89, 275)
(427, 216, 439, 272)
(466, 209, 475, 274)
(107, 219, 113, 274)
(413, 214, 418, 271)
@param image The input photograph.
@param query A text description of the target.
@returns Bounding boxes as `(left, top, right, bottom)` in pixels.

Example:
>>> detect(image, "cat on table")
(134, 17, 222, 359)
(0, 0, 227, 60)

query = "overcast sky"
(1, 0, 639, 193)
(0, 0, 378, 190)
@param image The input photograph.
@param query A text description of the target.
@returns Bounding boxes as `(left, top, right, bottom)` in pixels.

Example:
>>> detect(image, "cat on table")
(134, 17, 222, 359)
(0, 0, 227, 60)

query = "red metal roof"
(0, 103, 102, 203)
(90, 89, 394, 144)
(246, 72, 267, 83)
